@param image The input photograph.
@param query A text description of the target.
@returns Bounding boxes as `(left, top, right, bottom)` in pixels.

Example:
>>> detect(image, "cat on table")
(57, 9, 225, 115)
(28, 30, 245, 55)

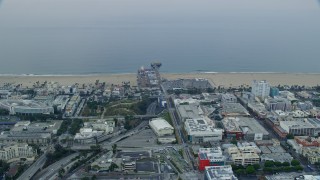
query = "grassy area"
(161, 112, 173, 126)
(104, 98, 153, 116)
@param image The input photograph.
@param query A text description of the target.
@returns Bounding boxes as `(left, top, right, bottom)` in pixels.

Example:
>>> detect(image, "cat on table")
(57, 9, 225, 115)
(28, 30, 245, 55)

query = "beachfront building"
(251, 80, 270, 99)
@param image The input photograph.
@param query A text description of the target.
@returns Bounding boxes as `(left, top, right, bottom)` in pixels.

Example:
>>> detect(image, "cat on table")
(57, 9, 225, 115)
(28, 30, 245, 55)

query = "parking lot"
(117, 128, 158, 148)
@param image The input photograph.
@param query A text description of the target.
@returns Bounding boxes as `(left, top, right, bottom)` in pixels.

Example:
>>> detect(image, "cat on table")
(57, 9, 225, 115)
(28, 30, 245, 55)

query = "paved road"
(161, 84, 195, 171)
(35, 153, 79, 180)
(17, 153, 47, 180)
(100, 121, 149, 149)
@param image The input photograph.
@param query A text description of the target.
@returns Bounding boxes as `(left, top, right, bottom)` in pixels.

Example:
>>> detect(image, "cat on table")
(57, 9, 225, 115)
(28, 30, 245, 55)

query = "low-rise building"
(198, 147, 225, 171)
(302, 147, 320, 164)
(184, 118, 223, 143)
(0, 143, 36, 162)
(149, 118, 174, 137)
(226, 145, 260, 166)
(222, 117, 269, 140)
(0, 100, 54, 115)
(175, 100, 202, 122)
(260, 153, 293, 163)
(221, 94, 237, 103)
(204, 165, 238, 180)
(221, 103, 250, 117)
(265, 97, 292, 112)
(74, 128, 104, 144)
(65, 94, 81, 117)
(280, 119, 320, 136)
(297, 101, 313, 111)
(0, 121, 62, 145)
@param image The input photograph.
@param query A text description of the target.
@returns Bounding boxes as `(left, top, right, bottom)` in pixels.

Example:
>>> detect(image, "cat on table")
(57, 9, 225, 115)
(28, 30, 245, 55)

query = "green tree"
(263, 167, 273, 173)
(282, 162, 290, 166)
(235, 169, 245, 175)
(231, 138, 237, 145)
(286, 134, 294, 139)
(264, 160, 274, 167)
(112, 144, 117, 154)
(291, 159, 300, 166)
(294, 165, 303, 171)
(246, 165, 256, 174)
(274, 161, 283, 167)
(253, 164, 260, 170)
(58, 168, 65, 178)
(108, 162, 119, 172)
(91, 175, 97, 180)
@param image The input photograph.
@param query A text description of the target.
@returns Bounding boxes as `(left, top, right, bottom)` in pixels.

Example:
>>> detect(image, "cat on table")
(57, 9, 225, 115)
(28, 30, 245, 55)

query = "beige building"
(227, 146, 260, 166)
(302, 147, 320, 164)
(0, 143, 36, 162)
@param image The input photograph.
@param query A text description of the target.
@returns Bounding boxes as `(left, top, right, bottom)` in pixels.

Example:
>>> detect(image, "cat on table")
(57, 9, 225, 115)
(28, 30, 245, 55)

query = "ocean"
(0, 0, 320, 75)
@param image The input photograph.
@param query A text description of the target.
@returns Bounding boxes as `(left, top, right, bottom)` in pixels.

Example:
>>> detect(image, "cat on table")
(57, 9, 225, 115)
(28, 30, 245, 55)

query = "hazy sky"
(0, 0, 320, 74)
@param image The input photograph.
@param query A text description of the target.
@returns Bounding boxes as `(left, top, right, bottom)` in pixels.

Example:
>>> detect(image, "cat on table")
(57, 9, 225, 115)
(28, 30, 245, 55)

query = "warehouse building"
(149, 118, 174, 137)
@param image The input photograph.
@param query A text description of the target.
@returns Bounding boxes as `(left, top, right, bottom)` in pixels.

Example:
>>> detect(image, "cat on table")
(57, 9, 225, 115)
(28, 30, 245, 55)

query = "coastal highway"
(17, 153, 47, 180)
(34, 153, 79, 180)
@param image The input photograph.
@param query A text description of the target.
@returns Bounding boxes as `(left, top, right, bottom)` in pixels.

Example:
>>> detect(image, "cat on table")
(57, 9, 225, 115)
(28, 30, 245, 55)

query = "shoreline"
(0, 72, 319, 88)
(2, 71, 320, 77)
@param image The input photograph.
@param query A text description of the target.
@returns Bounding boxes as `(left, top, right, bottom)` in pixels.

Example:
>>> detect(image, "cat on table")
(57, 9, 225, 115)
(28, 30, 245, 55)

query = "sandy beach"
(0, 73, 319, 88)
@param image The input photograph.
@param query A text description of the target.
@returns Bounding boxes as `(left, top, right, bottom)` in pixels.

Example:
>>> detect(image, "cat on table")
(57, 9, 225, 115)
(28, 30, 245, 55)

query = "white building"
(204, 165, 238, 180)
(149, 118, 174, 137)
(184, 118, 223, 143)
(0, 143, 36, 162)
(251, 80, 270, 99)
(279, 119, 320, 136)
(0, 100, 54, 115)
(74, 128, 104, 144)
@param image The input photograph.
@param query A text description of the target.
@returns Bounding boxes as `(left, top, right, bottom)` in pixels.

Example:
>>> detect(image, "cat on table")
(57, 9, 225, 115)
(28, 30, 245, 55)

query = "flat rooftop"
(221, 103, 249, 116)
(222, 117, 269, 135)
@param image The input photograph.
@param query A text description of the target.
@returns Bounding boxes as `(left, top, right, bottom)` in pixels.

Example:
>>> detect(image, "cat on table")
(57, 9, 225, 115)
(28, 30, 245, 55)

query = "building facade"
(0, 143, 36, 162)
(251, 80, 270, 99)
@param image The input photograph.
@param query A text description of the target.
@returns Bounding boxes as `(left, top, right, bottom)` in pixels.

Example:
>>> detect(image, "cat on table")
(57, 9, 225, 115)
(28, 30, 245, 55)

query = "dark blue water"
(0, 0, 320, 74)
